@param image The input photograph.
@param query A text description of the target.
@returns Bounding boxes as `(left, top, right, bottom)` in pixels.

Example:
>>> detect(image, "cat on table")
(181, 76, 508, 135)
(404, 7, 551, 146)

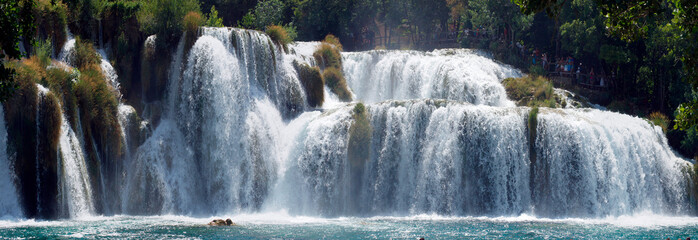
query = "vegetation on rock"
(292, 61, 324, 108)
(503, 75, 558, 108)
(322, 67, 351, 102)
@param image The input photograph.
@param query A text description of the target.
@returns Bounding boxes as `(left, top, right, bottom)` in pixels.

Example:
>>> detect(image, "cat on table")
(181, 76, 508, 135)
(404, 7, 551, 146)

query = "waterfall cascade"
(0, 106, 23, 218)
(1, 27, 694, 219)
(343, 49, 521, 106)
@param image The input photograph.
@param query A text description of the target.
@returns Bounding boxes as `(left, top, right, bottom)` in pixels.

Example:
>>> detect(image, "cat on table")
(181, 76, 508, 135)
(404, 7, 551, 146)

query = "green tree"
(137, 0, 201, 49)
(253, 0, 285, 29)
(0, 0, 34, 102)
(205, 5, 224, 27)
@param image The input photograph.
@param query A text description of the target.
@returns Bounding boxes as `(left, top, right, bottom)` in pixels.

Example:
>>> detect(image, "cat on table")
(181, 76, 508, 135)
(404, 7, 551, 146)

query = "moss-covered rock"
(293, 61, 324, 107)
(503, 75, 558, 108)
(323, 67, 352, 102)
(313, 43, 342, 70)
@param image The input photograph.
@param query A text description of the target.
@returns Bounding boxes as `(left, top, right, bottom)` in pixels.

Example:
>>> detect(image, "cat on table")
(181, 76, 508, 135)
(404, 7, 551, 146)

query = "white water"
(4, 27, 692, 220)
(0, 106, 23, 219)
(58, 102, 95, 218)
(343, 49, 521, 106)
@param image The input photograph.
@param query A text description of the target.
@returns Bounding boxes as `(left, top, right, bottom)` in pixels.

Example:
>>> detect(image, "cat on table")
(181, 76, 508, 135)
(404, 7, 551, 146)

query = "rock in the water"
(208, 218, 235, 226)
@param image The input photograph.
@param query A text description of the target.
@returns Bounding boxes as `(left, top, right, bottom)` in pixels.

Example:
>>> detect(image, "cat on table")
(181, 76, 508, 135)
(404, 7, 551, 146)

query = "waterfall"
(119, 28, 694, 218)
(343, 49, 521, 106)
(58, 107, 95, 218)
(532, 108, 690, 217)
(0, 26, 678, 219)
(0, 106, 23, 218)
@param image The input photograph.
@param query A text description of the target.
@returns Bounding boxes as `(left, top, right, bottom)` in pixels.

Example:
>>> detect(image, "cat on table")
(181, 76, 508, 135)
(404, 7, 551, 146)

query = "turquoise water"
(1, 214, 697, 239)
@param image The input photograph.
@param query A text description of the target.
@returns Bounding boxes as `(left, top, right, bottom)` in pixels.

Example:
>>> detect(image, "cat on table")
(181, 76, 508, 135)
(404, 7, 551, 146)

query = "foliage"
(323, 34, 343, 51)
(0, 0, 34, 103)
(204, 5, 224, 27)
(239, 0, 285, 30)
(648, 112, 671, 133)
(676, 98, 698, 131)
(283, 23, 298, 42)
(292, 61, 324, 107)
(137, 0, 201, 49)
(33, 39, 53, 68)
(69, 38, 101, 70)
(528, 64, 546, 77)
(266, 25, 292, 49)
(503, 75, 557, 108)
(183, 11, 204, 34)
(323, 67, 352, 102)
(313, 43, 342, 70)
(681, 126, 698, 159)
(348, 102, 372, 168)
(33, 0, 68, 55)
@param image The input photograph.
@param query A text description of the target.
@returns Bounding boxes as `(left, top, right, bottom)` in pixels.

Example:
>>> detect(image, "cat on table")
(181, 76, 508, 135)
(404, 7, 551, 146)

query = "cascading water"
(343, 49, 521, 106)
(6, 27, 691, 220)
(121, 27, 694, 218)
(532, 108, 690, 217)
(0, 106, 23, 218)
(58, 106, 95, 218)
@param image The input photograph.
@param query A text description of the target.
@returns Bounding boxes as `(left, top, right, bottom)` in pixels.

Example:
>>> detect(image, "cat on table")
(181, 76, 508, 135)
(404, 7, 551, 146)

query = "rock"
(208, 218, 235, 226)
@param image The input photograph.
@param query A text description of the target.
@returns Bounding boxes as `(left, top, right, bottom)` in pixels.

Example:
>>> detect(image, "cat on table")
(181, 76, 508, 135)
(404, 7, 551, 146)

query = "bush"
(69, 38, 101, 70)
(293, 61, 324, 107)
(323, 67, 351, 102)
(323, 34, 343, 51)
(33, 0, 68, 55)
(204, 5, 224, 27)
(348, 102, 371, 168)
(266, 25, 292, 49)
(33, 39, 53, 67)
(138, 0, 201, 49)
(648, 112, 670, 133)
(183, 11, 203, 34)
(313, 43, 342, 70)
(528, 64, 547, 77)
(681, 126, 698, 159)
(503, 75, 556, 108)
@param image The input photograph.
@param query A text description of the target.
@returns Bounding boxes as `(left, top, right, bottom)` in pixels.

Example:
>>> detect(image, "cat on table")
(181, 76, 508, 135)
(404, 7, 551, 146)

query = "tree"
(251, 0, 284, 29)
(0, 0, 34, 102)
(205, 5, 224, 27)
(513, 0, 698, 131)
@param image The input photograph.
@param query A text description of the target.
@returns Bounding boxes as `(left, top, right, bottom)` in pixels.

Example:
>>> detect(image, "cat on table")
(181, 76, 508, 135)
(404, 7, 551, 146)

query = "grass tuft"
(313, 43, 342, 70)
(293, 61, 324, 107)
(648, 112, 670, 133)
(266, 25, 292, 51)
(503, 75, 557, 108)
(323, 67, 352, 102)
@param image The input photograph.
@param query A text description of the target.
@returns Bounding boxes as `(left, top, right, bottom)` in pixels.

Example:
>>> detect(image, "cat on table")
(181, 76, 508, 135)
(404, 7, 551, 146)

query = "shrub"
(323, 34, 343, 51)
(266, 25, 292, 50)
(69, 38, 101, 70)
(33, 39, 53, 67)
(528, 64, 547, 77)
(648, 112, 670, 133)
(183, 11, 203, 34)
(503, 75, 556, 108)
(323, 67, 351, 102)
(138, 0, 201, 49)
(293, 61, 324, 107)
(33, 0, 68, 55)
(313, 43, 342, 70)
(205, 5, 224, 27)
(348, 102, 371, 168)
(681, 126, 698, 159)
(252, 0, 284, 30)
